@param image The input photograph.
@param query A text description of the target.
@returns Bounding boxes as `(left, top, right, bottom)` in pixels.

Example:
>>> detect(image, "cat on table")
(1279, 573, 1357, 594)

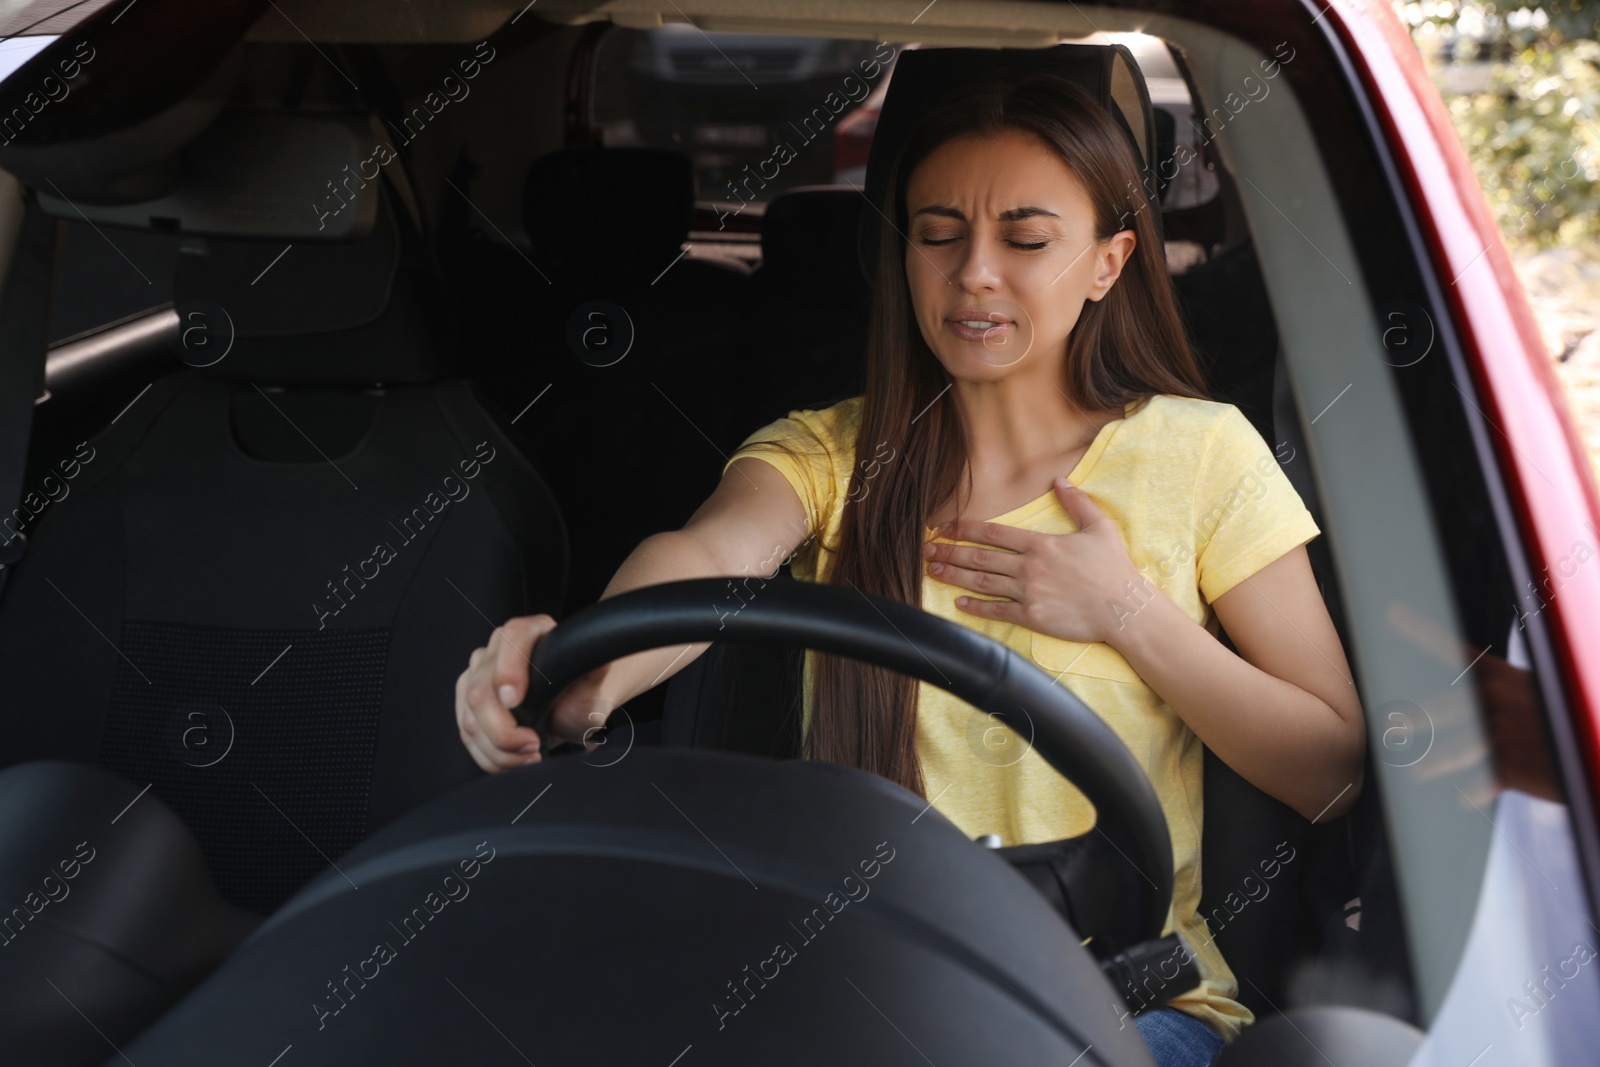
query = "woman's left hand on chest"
(924, 479, 1145, 645)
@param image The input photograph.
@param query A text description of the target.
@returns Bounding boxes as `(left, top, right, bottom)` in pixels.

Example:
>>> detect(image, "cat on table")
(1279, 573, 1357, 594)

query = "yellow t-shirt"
(721, 392, 1321, 1042)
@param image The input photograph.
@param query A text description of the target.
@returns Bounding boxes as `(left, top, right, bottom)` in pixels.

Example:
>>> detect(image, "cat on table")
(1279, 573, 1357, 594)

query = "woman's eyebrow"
(910, 205, 1062, 221)
(998, 206, 1061, 221)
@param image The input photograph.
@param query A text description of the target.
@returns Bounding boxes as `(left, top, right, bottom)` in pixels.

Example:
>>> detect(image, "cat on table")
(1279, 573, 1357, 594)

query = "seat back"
(0, 761, 252, 1065)
(0, 112, 568, 914)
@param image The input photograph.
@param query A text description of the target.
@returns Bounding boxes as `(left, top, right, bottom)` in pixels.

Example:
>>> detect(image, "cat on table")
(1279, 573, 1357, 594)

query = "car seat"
(0, 761, 250, 1067)
(0, 109, 569, 920)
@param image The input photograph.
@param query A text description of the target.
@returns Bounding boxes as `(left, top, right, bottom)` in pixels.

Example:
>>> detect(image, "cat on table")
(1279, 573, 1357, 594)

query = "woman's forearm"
(590, 529, 741, 709)
(1110, 589, 1366, 822)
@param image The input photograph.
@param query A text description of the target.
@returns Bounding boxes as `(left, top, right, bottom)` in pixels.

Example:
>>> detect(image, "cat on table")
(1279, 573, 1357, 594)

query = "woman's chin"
(934, 343, 1032, 375)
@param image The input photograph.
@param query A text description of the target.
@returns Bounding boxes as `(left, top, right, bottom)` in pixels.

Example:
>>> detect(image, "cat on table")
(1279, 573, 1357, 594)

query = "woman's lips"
(946, 318, 1014, 342)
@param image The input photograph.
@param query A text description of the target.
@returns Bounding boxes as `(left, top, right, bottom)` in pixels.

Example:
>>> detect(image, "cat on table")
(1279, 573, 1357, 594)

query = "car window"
(1101, 31, 1222, 213)
(1162, 21, 1600, 1056)
(49, 222, 178, 344)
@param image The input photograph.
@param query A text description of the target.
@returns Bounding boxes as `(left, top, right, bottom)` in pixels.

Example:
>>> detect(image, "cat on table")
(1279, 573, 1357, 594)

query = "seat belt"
(1271, 343, 1328, 602)
(1273, 347, 1337, 614)
(0, 188, 61, 603)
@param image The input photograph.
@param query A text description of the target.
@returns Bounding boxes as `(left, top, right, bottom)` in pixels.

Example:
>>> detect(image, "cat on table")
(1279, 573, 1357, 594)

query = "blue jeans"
(1133, 1007, 1225, 1067)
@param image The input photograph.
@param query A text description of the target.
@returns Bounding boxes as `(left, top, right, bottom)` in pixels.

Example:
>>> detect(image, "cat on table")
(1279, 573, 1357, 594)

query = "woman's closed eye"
(918, 233, 1052, 250)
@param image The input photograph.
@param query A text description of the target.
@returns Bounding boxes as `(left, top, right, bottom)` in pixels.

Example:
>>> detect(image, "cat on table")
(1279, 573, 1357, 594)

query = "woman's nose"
(954, 230, 1002, 291)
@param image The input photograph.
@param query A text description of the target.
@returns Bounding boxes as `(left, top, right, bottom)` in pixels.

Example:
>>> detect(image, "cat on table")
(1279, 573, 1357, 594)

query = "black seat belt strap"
(0, 186, 61, 602)
(1272, 344, 1315, 514)
(1273, 343, 1349, 625)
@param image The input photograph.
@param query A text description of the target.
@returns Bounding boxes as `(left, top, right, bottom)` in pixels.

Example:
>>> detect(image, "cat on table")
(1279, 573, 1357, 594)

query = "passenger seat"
(0, 111, 568, 915)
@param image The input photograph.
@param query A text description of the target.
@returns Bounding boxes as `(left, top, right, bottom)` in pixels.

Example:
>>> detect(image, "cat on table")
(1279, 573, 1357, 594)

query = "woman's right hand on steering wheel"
(455, 614, 614, 774)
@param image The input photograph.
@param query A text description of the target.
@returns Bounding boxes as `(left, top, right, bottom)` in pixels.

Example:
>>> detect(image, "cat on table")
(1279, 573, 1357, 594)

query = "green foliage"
(1399, 1, 1599, 43)
(1439, 39, 1600, 248)
(1486, 0, 1599, 43)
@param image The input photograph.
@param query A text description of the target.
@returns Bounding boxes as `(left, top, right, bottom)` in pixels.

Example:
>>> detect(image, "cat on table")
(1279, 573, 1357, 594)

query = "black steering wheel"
(516, 576, 1174, 949)
(112, 577, 1182, 1066)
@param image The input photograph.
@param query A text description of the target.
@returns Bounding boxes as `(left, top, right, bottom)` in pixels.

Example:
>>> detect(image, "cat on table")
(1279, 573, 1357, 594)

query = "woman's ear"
(1086, 230, 1138, 302)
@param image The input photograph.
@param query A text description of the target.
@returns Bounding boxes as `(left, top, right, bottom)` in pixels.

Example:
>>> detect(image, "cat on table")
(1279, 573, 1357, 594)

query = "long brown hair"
(758, 72, 1213, 796)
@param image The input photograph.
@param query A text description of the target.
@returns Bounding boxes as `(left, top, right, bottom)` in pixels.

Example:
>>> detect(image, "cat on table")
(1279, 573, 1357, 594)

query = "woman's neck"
(950, 376, 1120, 482)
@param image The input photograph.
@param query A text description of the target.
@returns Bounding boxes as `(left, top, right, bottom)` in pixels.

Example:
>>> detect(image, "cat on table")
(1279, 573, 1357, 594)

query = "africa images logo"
(311, 442, 497, 629)
(714, 41, 900, 230)
(312, 39, 497, 231)
(0, 39, 96, 147)
(711, 840, 896, 1031)
(313, 840, 496, 1031)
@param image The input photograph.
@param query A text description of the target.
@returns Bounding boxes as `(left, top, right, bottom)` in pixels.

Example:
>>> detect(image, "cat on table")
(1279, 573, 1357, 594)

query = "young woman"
(456, 72, 1366, 1067)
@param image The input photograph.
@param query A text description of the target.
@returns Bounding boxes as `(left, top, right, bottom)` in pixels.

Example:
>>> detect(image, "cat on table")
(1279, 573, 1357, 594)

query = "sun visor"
(35, 110, 386, 241)
(0, 0, 268, 204)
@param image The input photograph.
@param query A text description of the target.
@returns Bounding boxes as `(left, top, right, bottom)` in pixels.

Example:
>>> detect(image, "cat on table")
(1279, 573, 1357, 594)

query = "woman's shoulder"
(1129, 392, 1239, 430)
(1119, 395, 1271, 486)
(808, 393, 867, 436)
(805, 393, 867, 429)
(745, 394, 865, 453)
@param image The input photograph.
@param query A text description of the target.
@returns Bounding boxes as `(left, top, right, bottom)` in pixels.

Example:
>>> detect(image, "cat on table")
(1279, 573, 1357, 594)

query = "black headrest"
(171, 186, 446, 385)
(758, 186, 867, 289)
(174, 192, 398, 340)
(857, 43, 1163, 285)
(522, 147, 695, 285)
